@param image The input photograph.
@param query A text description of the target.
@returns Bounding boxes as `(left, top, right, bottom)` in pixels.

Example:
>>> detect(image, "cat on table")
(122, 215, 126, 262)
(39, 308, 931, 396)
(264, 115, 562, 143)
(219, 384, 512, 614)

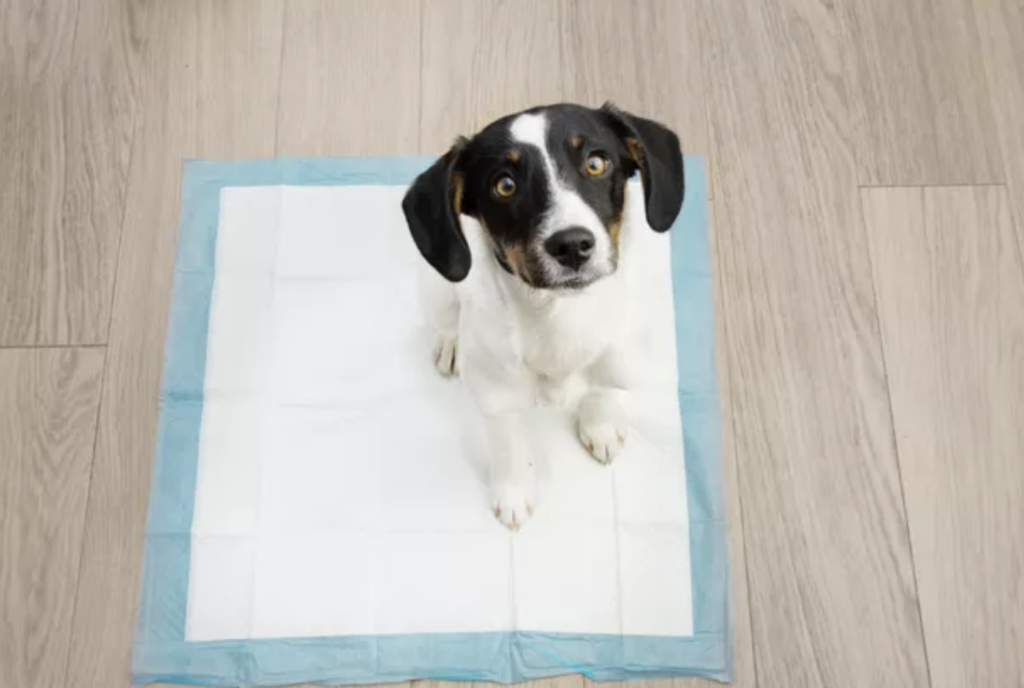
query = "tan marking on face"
(607, 184, 626, 257)
(506, 149, 520, 163)
(571, 136, 583, 149)
(478, 218, 530, 282)
(625, 136, 647, 180)
(608, 216, 623, 255)
(450, 172, 464, 215)
(502, 243, 529, 279)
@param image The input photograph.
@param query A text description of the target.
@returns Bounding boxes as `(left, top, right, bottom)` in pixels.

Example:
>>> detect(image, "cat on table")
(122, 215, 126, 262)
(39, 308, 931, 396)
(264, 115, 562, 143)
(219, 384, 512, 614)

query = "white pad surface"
(186, 183, 692, 642)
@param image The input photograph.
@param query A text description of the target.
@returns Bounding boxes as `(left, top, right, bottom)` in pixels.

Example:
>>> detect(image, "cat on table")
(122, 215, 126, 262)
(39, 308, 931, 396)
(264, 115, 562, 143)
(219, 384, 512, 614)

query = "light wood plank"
(698, 1, 931, 686)
(0, 0, 141, 346)
(196, 0, 284, 156)
(63, 4, 198, 685)
(0, 0, 79, 346)
(703, 198, 757, 688)
(558, 0, 713, 197)
(420, 0, 563, 153)
(862, 185, 1024, 688)
(277, 0, 421, 155)
(840, 0, 1002, 185)
(0, 0, 79, 83)
(64, 2, 284, 687)
(0, 347, 105, 688)
(975, 0, 1024, 246)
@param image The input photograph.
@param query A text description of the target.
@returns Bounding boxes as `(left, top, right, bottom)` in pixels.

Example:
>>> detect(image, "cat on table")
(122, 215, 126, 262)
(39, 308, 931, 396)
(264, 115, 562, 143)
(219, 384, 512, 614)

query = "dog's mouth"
(519, 259, 614, 291)
(544, 272, 604, 290)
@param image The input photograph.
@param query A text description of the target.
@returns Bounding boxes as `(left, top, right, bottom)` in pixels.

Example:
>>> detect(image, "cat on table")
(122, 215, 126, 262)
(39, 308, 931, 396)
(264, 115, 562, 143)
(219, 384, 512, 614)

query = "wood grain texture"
(704, 198, 757, 688)
(840, 0, 1003, 186)
(197, 0, 284, 156)
(63, 4, 198, 686)
(862, 185, 1024, 688)
(0, 0, 141, 346)
(975, 0, 1024, 246)
(0, 0, 78, 83)
(698, 1, 931, 686)
(420, 0, 563, 153)
(0, 347, 105, 688)
(277, 0, 421, 156)
(0, 0, 79, 346)
(63, 3, 284, 687)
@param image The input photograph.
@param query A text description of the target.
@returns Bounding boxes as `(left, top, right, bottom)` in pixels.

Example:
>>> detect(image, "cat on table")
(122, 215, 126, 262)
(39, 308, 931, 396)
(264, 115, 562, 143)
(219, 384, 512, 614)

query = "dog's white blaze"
(509, 113, 547, 153)
(508, 113, 613, 281)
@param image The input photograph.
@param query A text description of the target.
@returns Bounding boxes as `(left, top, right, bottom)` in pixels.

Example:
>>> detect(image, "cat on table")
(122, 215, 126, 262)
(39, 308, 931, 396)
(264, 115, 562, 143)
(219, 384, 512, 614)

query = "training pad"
(133, 156, 730, 686)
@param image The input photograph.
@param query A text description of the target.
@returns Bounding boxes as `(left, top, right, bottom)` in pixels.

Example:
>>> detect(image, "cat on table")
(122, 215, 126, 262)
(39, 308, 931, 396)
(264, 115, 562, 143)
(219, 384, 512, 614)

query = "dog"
(402, 103, 684, 530)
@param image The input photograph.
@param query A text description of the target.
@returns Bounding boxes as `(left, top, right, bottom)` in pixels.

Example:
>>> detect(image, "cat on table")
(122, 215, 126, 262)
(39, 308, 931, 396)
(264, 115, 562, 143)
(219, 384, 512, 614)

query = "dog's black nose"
(544, 227, 595, 270)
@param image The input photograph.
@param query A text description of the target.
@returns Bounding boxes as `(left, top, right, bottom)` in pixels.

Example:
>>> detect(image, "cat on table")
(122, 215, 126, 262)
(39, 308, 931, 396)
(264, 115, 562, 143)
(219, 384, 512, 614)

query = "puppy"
(402, 103, 684, 530)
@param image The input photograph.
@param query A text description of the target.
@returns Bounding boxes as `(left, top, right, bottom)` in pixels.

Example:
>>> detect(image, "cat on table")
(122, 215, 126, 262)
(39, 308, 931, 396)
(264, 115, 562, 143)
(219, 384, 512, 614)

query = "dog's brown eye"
(494, 175, 516, 198)
(585, 154, 609, 177)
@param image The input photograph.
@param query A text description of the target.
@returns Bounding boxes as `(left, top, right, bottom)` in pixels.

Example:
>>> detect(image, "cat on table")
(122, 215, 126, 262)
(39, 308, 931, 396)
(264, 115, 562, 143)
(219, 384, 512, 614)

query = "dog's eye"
(494, 175, 517, 198)
(585, 154, 609, 177)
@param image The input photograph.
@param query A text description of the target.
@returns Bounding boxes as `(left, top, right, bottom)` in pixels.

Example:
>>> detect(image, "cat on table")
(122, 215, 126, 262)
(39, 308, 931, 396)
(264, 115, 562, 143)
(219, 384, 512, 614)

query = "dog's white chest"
(511, 282, 623, 380)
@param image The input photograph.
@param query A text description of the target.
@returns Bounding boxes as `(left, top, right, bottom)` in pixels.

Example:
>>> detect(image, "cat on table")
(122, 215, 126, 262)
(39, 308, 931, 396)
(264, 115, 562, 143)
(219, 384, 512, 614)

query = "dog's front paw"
(432, 334, 458, 378)
(491, 482, 535, 531)
(577, 394, 627, 464)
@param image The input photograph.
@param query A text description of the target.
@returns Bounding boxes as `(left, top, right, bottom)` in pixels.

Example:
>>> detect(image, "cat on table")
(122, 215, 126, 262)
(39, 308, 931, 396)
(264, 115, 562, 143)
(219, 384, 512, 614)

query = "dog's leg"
(485, 409, 536, 531)
(419, 265, 460, 377)
(462, 360, 538, 530)
(578, 349, 630, 464)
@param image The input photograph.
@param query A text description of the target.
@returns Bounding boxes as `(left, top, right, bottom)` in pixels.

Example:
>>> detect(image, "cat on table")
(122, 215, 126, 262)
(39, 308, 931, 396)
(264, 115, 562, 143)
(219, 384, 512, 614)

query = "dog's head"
(402, 103, 684, 289)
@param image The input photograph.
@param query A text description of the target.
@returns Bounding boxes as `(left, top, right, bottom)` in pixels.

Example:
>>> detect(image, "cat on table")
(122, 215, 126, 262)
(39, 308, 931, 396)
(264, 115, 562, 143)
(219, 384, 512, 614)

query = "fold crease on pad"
(132, 155, 731, 686)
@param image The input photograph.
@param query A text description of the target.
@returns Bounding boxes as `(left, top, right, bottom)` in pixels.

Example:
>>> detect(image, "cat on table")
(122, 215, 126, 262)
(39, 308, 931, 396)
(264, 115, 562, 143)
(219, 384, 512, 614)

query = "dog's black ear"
(402, 138, 471, 282)
(602, 104, 684, 233)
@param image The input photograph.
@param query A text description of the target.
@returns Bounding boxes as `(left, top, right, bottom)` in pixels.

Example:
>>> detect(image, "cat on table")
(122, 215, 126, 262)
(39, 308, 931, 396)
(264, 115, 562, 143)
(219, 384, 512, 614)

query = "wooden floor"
(1, 1, 1022, 687)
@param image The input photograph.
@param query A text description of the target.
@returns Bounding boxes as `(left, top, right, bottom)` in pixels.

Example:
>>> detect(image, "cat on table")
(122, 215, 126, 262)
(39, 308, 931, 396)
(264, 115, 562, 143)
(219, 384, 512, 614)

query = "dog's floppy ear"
(602, 104, 684, 233)
(402, 138, 471, 282)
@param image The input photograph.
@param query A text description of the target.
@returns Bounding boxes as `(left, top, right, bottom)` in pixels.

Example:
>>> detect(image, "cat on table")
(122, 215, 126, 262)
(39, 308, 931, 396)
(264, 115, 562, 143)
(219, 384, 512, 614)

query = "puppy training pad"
(133, 156, 730, 686)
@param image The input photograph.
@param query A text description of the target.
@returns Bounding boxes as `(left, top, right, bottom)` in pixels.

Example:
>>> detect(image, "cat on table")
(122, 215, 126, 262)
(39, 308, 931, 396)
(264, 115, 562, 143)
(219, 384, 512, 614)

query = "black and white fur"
(403, 103, 684, 530)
